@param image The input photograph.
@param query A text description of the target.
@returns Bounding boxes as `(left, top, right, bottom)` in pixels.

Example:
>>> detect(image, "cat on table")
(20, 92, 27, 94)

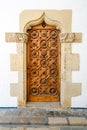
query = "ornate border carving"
(6, 33, 28, 43)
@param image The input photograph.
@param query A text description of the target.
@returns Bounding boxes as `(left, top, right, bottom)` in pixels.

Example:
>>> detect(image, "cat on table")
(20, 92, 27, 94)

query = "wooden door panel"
(27, 22, 60, 102)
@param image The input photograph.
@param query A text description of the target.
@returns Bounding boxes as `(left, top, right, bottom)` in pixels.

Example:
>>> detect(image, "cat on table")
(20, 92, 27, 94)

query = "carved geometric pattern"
(27, 23, 60, 101)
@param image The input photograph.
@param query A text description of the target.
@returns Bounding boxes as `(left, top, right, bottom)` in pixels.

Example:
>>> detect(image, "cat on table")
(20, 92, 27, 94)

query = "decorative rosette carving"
(30, 30, 39, 39)
(50, 29, 58, 38)
(50, 49, 58, 58)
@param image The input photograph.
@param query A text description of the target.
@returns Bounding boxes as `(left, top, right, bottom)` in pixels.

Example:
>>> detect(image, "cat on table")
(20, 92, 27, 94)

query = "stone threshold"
(0, 108, 87, 126)
(26, 102, 61, 110)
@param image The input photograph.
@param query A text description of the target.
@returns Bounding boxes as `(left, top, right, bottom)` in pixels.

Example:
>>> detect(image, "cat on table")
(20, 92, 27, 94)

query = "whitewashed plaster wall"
(0, 0, 87, 107)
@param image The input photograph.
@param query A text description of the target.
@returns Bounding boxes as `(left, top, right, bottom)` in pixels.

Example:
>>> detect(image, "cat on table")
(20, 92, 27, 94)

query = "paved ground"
(0, 125, 87, 130)
(0, 108, 87, 129)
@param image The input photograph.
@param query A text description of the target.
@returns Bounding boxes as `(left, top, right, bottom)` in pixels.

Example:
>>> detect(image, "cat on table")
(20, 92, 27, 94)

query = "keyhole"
(42, 21, 46, 27)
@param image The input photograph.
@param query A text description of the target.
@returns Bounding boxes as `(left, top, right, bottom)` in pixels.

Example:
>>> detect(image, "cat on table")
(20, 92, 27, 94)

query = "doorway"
(26, 21, 60, 102)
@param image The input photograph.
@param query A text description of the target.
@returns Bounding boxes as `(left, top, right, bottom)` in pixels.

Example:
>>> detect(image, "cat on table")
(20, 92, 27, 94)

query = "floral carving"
(15, 33, 28, 43)
(60, 33, 75, 43)
(60, 33, 82, 43)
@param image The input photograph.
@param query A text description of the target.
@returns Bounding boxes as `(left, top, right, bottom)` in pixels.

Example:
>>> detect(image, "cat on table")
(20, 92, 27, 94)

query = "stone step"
(0, 108, 87, 126)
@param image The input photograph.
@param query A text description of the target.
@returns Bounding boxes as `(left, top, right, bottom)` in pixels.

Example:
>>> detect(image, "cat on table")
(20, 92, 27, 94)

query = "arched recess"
(23, 12, 63, 103)
(24, 12, 64, 33)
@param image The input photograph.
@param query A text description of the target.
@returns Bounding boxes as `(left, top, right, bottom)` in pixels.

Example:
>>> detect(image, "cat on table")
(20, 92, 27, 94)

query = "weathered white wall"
(0, 0, 87, 107)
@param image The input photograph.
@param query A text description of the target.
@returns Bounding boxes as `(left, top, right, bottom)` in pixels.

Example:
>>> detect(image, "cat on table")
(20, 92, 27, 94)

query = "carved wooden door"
(27, 22, 60, 102)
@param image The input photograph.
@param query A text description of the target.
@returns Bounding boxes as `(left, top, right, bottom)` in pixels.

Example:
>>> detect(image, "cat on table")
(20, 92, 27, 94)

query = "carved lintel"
(5, 33, 28, 43)
(60, 33, 82, 43)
